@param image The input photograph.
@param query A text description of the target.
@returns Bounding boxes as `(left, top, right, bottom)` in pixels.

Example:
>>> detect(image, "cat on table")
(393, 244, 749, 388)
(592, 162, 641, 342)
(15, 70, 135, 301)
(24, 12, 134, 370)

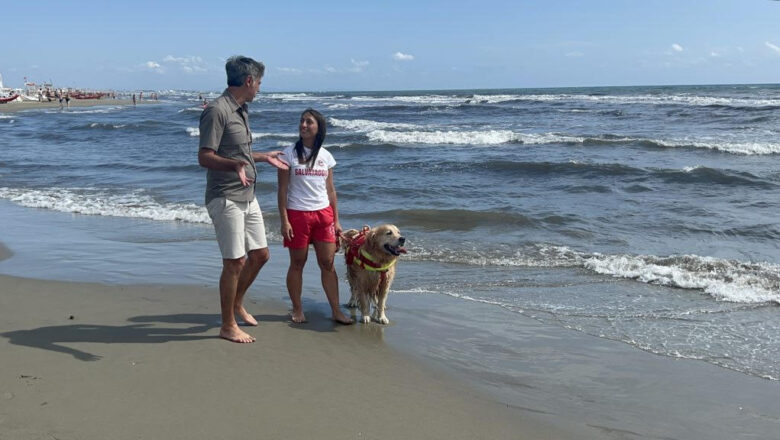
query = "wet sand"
(0, 272, 575, 440)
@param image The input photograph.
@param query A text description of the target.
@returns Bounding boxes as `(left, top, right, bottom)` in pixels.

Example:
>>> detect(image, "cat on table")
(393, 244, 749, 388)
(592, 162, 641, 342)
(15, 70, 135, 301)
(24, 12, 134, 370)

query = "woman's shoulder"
(318, 147, 335, 160)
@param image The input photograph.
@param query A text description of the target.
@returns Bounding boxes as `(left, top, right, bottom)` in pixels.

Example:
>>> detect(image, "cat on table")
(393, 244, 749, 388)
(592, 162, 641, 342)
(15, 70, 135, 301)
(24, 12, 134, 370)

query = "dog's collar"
(356, 248, 397, 273)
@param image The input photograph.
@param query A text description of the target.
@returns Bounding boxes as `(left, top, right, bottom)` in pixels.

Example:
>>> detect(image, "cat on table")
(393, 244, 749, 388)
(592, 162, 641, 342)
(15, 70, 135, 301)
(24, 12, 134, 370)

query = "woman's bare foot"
(219, 325, 255, 343)
(235, 306, 258, 326)
(290, 309, 307, 323)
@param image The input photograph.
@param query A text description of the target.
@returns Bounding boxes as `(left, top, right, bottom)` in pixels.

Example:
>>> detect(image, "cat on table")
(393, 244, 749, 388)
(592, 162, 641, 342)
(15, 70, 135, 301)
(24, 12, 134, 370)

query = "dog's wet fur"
(339, 225, 406, 324)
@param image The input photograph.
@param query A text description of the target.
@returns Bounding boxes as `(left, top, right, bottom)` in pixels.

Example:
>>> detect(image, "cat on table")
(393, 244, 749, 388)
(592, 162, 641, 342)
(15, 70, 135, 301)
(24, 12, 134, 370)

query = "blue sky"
(1, 1, 779, 91)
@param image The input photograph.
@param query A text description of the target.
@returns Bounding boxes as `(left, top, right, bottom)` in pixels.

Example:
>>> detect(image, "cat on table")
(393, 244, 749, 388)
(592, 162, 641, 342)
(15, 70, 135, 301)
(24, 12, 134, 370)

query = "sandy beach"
(0, 98, 155, 113)
(0, 272, 574, 440)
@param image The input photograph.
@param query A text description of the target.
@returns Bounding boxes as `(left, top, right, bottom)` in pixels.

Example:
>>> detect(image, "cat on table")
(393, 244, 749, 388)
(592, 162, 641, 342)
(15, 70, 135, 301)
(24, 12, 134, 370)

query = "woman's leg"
(287, 247, 309, 323)
(313, 241, 353, 324)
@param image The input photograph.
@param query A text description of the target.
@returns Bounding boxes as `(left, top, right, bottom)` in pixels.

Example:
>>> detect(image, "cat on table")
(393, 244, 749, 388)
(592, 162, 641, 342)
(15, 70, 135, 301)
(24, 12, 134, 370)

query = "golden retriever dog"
(339, 225, 406, 324)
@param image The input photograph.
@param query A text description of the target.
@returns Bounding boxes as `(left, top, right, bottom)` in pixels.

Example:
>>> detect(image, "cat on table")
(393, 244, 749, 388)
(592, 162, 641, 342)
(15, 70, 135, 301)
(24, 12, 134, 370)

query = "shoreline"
(0, 272, 570, 440)
(0, 98, 157, 113)
(2, 202, 780, 439)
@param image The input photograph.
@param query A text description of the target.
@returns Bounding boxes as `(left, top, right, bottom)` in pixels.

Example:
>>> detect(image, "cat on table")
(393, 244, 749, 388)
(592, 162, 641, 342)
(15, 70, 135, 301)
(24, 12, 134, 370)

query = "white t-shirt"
(282, 145, 336, 211)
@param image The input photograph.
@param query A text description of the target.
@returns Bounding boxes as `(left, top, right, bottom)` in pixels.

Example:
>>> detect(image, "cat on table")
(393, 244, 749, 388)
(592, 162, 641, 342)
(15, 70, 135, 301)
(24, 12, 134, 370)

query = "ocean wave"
(185, 127, 293, 140)
(45, 107, 124, 114)
(329, 117, 419, 131)
(347, 208, 539, 230)
(584, 253, 780, 304)
(513, 93, 780, 109)
(366, 129, 525, 145)
(640, 138, 780, 155)
(178, 107, 205, 113)
(407, 244, 779, 304)
(362, 128, 780, 155)
(0, 187, 212, 224)
(329, 92, 780, 109)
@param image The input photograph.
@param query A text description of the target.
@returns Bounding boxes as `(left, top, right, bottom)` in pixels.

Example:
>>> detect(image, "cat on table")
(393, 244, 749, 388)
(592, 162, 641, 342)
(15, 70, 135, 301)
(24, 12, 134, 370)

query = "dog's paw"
(377, 315, 390, 325)
(360, 315, 371, 324)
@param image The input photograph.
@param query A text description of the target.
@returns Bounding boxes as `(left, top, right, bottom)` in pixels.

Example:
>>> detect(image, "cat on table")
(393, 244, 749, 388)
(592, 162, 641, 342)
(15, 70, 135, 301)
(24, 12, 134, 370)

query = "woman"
(278, 108, 353, 324)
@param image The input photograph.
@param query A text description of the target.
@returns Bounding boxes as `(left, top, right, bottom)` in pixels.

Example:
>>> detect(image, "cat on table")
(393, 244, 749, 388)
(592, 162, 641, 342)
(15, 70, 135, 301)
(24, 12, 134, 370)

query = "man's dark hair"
(225, 56, 265, 87)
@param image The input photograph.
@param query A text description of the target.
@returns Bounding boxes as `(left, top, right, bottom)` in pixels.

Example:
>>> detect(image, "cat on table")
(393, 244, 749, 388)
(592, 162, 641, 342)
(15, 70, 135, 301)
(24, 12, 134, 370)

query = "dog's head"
(366, 224, 406, 257)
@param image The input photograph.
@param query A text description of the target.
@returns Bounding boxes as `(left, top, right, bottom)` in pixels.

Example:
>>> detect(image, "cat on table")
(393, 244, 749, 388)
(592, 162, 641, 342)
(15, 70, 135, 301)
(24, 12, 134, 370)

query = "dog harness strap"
(357, 249, 397, 272)
(346, 232, 395, 282)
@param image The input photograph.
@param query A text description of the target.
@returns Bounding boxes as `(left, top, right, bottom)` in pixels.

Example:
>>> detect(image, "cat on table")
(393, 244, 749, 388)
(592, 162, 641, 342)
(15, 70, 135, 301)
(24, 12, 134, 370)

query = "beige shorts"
(206, 197, 267, 259)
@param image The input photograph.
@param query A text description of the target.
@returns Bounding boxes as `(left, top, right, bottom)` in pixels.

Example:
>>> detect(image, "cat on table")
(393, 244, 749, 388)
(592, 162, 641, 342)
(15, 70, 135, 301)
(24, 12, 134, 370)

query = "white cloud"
(161, 55, 208, 73)
(393, 52, 415, 61)
(348, 59, 370, 72)
(277, 67, 303, 74)
(146, 61, 161, 69)
(710, 51, 720, 57)
(671, 43, 684, 52)
(766, 41, 780, 54)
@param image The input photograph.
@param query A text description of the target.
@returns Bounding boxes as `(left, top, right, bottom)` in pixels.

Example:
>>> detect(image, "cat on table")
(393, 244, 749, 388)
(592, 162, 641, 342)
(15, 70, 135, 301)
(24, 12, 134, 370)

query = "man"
(198, 55, 288, 343)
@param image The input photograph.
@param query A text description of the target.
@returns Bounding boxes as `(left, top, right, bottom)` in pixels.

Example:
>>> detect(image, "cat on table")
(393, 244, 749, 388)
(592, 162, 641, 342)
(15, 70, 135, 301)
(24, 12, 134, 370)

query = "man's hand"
(235, 161, 253, 187)
(266, 151, 289, 170)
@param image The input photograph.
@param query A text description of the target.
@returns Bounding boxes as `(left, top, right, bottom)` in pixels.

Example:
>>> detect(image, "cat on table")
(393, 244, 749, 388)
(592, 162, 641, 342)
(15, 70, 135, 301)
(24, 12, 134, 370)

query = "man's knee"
(222, 257, 246, 275)
(247, 248, 270, 266)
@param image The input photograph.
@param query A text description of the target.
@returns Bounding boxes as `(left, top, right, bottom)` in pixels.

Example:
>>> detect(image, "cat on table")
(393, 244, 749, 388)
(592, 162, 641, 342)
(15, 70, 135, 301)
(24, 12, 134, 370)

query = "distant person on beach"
(65, 92, 70, 108)
(277, 108, 353, 325)
(198, 55, 289, 343)
(132, 94, 136, 106)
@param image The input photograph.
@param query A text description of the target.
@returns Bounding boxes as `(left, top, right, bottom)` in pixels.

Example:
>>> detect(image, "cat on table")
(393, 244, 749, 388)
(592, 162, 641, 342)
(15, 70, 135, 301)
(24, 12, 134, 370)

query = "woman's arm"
(326, 169, 342, 237)
(277, 168, 293, 241)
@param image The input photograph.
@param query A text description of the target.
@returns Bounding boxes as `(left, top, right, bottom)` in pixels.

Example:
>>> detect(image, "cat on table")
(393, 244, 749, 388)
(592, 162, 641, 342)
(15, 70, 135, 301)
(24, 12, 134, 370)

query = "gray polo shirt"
(199, 89, 257, 205)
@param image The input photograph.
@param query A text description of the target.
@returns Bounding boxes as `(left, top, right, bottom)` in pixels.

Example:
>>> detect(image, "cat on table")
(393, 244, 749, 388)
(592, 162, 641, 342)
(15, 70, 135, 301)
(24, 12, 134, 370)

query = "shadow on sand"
(1, 313, 221, 361)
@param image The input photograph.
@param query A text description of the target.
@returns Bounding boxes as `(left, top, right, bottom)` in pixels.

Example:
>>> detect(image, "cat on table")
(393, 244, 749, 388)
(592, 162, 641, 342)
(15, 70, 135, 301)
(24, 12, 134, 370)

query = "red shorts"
(284, 206, 336, 248)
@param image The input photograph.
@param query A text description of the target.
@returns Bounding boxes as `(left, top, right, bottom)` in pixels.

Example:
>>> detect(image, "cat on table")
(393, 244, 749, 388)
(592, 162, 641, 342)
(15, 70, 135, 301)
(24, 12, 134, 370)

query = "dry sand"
(0, 274, 575, 440)
(0, 99, 155, 113)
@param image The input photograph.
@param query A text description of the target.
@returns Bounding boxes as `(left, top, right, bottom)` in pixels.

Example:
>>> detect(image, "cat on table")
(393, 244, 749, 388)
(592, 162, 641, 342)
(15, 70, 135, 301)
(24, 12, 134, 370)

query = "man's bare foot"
(235, 306, 258, 326)
(290, 310, 307, 324)
(219, 326, 255, 343)
(332, 311, 354, 325)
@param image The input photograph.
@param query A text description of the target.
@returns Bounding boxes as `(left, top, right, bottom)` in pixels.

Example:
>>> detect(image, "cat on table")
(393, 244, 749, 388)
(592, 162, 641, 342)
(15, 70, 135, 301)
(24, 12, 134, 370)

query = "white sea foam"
(651, 138, 780, 155)
(261, 93, 315, 101)
(517, 93, 779, 108)
(329, 117, 419, 131)
(584, 254, 780, 304)
(339, 92, 778, 109)
(410, 244, 779, 304)
(365, 129, 588, 145)
(57, 107, 124, 114)
(185, 127, 292, 140)
(0, 187, 212, 224)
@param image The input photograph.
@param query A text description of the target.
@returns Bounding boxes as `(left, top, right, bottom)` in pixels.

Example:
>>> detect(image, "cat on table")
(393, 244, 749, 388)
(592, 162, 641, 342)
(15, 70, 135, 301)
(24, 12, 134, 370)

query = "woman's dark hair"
(295, 108, 327, 168)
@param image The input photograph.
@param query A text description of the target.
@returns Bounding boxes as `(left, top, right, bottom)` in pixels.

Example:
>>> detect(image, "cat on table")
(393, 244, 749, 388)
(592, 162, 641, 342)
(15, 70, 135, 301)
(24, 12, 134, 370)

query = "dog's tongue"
(398, 247, 407, 254)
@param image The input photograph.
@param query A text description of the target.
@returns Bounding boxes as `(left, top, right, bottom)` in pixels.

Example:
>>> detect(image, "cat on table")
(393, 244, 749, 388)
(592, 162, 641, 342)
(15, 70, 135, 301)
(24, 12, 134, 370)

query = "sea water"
(1, 85, 778, 385)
